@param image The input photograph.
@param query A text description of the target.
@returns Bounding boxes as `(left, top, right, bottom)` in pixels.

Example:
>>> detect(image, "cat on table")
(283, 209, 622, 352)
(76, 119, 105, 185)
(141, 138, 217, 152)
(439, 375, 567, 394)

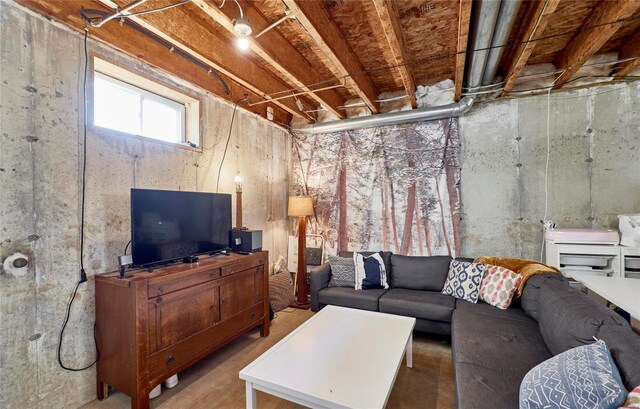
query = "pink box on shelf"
(544, 228, 620, 245)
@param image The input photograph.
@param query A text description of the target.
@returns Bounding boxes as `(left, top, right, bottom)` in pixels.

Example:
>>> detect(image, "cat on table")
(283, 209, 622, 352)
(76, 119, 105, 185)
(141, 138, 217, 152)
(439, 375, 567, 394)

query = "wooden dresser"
(95, 251, 269, 409)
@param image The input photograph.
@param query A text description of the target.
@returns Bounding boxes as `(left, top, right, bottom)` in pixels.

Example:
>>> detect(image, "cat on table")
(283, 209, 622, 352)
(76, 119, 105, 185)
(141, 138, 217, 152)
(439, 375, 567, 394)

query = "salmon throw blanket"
(473, 256, 561, 297)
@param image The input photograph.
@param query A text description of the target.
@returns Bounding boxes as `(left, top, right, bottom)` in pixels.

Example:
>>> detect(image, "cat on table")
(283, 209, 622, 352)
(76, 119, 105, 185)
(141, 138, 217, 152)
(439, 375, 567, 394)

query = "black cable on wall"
(57, 27, 99, 372)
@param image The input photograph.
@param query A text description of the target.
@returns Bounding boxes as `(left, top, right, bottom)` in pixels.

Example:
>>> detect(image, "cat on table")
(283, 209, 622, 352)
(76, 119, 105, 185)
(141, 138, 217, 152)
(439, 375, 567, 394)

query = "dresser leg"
(97, 379, 109, 400)
(131, 390, 150, 409)
(260, 320, 269, 337)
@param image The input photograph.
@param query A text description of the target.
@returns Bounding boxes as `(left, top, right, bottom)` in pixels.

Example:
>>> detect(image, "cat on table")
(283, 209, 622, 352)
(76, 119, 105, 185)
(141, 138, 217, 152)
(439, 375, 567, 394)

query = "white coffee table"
(239, 305, 416, 409)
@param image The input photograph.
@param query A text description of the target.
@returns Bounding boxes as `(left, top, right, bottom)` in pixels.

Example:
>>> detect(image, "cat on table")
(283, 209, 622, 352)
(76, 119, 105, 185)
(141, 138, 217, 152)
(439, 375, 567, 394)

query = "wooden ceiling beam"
(501, 0, 560, 97)
(281, 0, 380, 113)
(191, 0, 346, 119)
(14, 0, 294, 125)
(615, 31, 640, 77)
(371, 0, 416, 108)
(101, 0, 313, 122)
(454, 0, 472, 102)
(554, 0, 640, 89)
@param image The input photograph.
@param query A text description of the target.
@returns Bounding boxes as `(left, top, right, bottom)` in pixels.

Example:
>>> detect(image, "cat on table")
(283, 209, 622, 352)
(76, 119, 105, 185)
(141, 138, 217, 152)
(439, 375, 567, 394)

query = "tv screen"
(131, 188, 232, 266)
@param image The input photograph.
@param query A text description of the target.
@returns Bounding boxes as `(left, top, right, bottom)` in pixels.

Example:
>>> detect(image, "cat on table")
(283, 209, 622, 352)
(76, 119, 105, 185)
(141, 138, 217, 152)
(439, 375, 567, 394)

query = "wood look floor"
(83, 309, 455, 409)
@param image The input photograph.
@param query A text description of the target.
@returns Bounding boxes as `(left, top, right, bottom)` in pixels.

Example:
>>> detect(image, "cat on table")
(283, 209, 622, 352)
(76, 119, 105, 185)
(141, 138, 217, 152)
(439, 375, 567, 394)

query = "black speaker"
(229, 229, 263, 253)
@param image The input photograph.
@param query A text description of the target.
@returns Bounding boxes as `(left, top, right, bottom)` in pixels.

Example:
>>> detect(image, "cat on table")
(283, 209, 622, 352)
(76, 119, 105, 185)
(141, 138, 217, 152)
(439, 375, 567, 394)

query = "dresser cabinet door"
(219, 266, 263, 321)
(148, 281, 220, 351)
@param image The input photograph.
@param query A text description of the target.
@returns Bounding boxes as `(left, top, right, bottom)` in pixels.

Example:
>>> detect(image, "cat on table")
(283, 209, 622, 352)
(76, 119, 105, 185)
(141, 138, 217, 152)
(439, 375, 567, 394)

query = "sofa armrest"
(310, 262, 331, 312)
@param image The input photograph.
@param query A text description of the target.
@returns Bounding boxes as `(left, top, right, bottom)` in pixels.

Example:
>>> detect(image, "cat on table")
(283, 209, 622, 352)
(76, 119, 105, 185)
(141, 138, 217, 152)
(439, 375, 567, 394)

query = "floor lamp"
(288, 196, 313, 309)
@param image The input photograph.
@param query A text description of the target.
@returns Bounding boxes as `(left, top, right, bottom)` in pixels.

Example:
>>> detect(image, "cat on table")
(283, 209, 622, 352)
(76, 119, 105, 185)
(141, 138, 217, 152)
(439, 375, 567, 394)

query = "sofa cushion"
(441, 260, 486, 303)
(454, 363, 523, 409)
(379, 289, 455, 322)
(537, 280, 630, 355)
(451, 308, 552, 374)
(598, 324, 640, 391)
(451, 306, 553, 408)
(390, 254, 452, 291)
(519, 340, 627, 409)
(520, 273, 568, 320)
(455, 298, 532, 322)
(327, 255, 355, 288)
(339, 251, 392, 277)
(317, 287, 387, 311)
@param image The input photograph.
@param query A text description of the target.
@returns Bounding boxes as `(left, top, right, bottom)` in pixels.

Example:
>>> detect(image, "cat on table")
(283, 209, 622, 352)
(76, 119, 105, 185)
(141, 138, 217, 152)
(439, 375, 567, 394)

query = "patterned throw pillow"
(269, 271, 294, 312)
(479, 265, 523, 309)
(328, 255, 355, 288)
(354, 251, 389, 290)
(272, 255, 288, 275)
(520, 340, 627, 409)
(621, 386, 640, 408)
(441, 260, 486, 303)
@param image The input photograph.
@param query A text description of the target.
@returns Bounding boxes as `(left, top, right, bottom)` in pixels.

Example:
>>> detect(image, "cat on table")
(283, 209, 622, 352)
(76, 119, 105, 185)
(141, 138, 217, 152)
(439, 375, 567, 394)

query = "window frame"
(90, 55, 202, 150)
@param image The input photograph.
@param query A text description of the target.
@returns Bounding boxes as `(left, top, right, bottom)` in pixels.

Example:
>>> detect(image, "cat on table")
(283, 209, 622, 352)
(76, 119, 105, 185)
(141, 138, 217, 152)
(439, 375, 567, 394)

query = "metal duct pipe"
(294, 97, 474, 134)
(466, 0, 502, 90)
(482, 0, 522, 85)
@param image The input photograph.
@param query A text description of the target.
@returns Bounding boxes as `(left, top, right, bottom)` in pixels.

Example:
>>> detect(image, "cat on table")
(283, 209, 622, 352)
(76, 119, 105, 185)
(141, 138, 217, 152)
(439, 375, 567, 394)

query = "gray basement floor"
(83, 309, 455, 409)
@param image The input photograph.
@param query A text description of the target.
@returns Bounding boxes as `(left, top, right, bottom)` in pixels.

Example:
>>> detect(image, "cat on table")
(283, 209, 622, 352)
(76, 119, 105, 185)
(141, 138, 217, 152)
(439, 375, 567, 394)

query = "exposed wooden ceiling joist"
(371, 0, 417, 108)
(15, 0, 293, 125)
(454, 0, 472, 101)
(501, 0, 561, 97)
(615, 31, 640, 77)
(100, 0, 312, 122)
(190, 0, 346, 119)
(282, 0, 380, 113)
(554, 0, 640, 88)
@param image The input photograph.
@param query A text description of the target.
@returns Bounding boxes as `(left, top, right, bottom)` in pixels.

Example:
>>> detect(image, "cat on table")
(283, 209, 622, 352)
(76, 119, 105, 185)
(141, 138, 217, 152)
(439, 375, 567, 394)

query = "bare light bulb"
(237, 36, 250, 51)
(234, 172, 244, 192)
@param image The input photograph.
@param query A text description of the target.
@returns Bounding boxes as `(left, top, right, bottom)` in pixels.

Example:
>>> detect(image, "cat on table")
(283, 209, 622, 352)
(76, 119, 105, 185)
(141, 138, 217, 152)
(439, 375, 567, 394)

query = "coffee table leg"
(406, 332, 413, 368)
(246, 381, 257, 409)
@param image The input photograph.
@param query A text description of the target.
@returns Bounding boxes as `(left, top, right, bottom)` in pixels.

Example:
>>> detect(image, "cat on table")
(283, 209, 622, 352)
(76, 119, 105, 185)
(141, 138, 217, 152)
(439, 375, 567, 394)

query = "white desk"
(570, 272, 640, 321)
(239, 305, 416, 409)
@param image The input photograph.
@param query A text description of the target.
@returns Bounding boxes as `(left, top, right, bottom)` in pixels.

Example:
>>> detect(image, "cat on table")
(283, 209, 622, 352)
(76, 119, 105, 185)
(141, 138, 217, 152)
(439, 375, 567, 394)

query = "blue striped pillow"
(354, 252, 389, 290)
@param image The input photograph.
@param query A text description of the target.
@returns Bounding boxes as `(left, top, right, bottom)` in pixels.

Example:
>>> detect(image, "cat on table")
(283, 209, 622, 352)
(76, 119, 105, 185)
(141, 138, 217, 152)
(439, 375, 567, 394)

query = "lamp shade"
(288, 196, 313, 217)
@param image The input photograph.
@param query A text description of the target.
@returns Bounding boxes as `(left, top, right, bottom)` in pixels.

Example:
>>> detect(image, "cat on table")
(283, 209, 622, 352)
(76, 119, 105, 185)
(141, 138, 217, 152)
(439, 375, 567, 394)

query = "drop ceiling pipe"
(481, 0, 522, 85)
(294, 97, 474, 134)
(465, 0, 502, 90)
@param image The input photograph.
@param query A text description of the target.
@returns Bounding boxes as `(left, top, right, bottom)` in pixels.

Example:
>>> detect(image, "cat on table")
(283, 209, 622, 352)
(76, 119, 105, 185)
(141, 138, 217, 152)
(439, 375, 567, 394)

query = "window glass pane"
(94, 75, 141, 135)
(141, 98, 182, 143)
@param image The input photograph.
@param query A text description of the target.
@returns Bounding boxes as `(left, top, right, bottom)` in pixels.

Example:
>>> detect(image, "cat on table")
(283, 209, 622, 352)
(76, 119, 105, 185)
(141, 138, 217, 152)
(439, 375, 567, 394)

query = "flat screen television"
(131, 188, 232, 266)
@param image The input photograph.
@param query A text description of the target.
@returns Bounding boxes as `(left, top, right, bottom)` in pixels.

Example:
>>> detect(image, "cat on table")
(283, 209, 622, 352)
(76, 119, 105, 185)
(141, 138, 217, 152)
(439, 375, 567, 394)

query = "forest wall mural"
(290, 118, 461, 257)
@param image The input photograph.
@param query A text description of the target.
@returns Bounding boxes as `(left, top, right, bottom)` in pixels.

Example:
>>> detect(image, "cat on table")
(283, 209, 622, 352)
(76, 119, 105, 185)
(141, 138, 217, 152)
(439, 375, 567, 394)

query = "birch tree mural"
(291, 118, 461, 257)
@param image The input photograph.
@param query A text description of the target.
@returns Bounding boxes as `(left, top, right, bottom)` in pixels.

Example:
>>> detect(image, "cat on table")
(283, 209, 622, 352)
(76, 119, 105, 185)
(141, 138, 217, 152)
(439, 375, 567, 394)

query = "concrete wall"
(0, 2, 290, 408)
(460, 82, 640, 259)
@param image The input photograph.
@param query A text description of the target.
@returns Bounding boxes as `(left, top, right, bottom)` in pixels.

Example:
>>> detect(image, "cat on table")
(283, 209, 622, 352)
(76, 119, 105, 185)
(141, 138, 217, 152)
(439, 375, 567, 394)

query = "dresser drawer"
(148, 302, 264, 381)
(221, 256, 265, 276)
(148, 269, 220, 298)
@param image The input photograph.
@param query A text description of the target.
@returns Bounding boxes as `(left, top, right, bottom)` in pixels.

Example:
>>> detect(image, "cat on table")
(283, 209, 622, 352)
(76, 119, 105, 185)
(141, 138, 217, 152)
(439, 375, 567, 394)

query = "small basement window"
(92, 57, 200, 148)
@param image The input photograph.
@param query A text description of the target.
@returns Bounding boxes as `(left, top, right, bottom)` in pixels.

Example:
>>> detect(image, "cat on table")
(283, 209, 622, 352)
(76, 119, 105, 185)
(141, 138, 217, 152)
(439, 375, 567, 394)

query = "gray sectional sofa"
(309, 252, 640, 409)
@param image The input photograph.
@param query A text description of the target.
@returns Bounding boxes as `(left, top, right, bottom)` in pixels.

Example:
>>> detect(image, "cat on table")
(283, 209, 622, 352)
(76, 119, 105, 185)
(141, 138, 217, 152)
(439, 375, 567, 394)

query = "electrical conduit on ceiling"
(294, 0, 516, 134)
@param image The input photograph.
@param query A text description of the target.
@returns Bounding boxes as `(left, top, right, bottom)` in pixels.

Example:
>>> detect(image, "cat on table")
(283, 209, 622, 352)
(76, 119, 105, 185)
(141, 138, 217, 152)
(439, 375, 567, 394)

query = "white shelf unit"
(621, 246, 640, 280)
(545, 241, 640, 279)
